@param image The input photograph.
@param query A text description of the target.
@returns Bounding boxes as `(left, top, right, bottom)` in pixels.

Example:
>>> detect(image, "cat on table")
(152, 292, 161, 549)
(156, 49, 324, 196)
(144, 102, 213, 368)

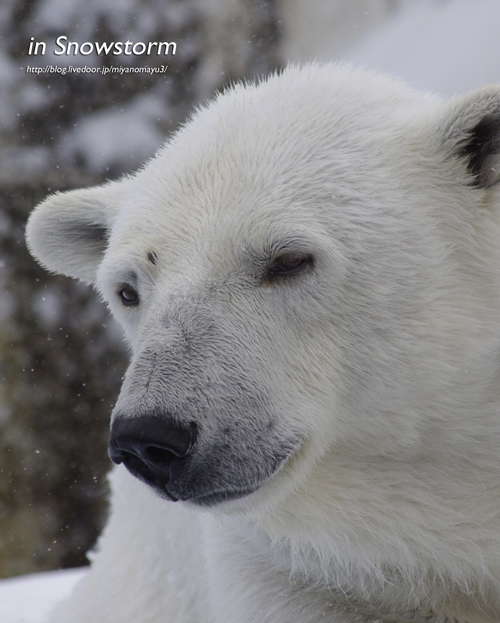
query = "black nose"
(108, 414, 197, 500)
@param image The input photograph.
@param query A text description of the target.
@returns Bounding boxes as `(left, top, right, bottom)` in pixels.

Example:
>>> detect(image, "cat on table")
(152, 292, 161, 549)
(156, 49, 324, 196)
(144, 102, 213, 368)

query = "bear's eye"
(118, 286, 140, 307)
(267, 254, 313, 280)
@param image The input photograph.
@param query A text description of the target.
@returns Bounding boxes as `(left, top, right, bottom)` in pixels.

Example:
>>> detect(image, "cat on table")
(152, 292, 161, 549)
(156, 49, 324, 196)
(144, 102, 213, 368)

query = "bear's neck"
(231, 447, 500, 622)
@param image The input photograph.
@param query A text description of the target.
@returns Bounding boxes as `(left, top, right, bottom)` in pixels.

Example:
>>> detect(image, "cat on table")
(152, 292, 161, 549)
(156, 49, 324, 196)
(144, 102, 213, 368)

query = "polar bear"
(26, 64, 500, 622)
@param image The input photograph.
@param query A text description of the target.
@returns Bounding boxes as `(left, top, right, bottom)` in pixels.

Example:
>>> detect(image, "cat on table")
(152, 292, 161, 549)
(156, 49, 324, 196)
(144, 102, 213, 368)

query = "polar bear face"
(26, 65, 500, 516)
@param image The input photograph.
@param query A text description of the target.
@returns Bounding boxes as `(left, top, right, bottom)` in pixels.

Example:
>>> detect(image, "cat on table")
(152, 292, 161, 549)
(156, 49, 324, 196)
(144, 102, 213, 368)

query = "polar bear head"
(26, 65, 500, 518)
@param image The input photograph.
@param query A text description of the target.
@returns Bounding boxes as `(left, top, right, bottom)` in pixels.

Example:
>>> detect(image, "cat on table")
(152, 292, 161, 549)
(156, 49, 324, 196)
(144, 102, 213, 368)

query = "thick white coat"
(26, 65, 500, 622)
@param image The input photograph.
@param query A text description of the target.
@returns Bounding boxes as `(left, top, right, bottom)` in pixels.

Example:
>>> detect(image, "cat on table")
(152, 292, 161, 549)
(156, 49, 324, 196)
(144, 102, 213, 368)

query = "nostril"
(108, 414, 197, 469)
(108, 415, 197, 500)
(108, 446, 127, 465)
(144, 445, 175, 465)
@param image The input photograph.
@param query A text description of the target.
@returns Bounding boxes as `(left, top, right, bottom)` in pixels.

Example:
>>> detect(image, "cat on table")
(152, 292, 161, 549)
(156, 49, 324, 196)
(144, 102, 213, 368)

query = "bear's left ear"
(441, 84, 500, 188)
(26, 181, 121, 285)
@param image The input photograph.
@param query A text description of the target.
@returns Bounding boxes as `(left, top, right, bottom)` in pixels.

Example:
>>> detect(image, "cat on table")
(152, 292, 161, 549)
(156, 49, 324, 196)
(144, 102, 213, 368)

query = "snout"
(108, 414, 197, 501)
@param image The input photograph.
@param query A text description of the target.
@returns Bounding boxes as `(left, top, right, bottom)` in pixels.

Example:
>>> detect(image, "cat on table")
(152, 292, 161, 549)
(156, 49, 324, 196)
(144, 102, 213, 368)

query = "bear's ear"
(441, 84, 500, 188)
(26, 183, 119, 284)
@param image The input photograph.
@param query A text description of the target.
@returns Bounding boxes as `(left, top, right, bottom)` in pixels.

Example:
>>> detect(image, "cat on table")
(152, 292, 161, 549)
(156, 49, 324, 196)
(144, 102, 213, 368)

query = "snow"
(0, 50, 19, 130)
(59, 92, 165, 173)
(343, 0, 500, 96)
(281, 0, 397, 63)
(0, 568, 86, 623)
(284, 0, 500, 96)
(34, 0, 80, 31)
(34, 0, 137, 35)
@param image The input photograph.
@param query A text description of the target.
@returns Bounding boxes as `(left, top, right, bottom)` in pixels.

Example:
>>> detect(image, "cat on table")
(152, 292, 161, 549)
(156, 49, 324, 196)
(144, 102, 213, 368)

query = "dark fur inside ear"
(460, 114, 500, 188)
(62, 221, 109, 247)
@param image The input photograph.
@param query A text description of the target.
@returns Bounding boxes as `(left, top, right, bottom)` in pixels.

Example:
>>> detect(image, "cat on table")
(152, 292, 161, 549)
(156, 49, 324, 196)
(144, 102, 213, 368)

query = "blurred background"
(1, 0, 499, 579)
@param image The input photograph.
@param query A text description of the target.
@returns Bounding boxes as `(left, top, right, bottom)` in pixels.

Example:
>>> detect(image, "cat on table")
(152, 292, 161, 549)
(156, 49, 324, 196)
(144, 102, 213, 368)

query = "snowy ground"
(2, 0, 498, 620)
(0, 568, 86, 623)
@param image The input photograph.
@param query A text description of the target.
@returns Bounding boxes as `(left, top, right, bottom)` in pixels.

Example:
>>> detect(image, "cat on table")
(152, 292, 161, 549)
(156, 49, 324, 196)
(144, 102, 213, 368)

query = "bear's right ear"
(26, 183, 119, 285)
(440, 84, 500, 189)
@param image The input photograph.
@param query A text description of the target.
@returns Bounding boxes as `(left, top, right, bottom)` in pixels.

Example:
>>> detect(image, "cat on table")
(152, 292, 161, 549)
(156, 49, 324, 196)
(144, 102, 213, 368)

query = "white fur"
(26, 64, 500, 622)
